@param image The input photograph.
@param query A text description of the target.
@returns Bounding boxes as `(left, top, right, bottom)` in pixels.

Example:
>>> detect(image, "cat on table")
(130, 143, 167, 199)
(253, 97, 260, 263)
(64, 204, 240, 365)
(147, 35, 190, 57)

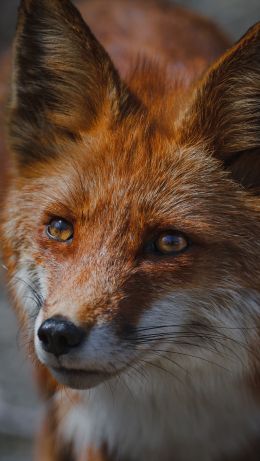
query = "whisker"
(138, 358, 185, 386)
(11, 274, 44, 308)
(150, 348, 231, 373)
(134, 323, 259, 332)
(151, 350, 191, 376)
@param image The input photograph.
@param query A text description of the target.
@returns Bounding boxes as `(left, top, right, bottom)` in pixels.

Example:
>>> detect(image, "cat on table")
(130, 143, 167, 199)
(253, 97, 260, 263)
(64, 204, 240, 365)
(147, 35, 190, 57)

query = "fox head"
(1, 0, 260, 391)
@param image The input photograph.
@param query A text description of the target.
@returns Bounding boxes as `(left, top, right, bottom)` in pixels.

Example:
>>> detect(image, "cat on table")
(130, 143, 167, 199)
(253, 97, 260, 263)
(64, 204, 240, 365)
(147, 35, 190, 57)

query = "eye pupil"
(161, 235, 178, 247)
(155, 232, 188, 255)
(47, 219, 73, 242)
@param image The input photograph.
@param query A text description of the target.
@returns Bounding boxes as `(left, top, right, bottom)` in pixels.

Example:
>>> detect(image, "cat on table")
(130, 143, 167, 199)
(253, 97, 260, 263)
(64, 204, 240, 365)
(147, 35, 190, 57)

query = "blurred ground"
(0, 0, 259, 460)
(0, 270, 41, 461)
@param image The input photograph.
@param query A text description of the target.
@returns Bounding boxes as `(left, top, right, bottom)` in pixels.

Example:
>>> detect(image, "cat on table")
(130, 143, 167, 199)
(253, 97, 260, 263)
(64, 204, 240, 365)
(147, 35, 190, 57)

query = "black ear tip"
(19, 0, 71, 7)
(19, 0, 35, 13)
(18, 0, 39, 17)
(18, 0, 81, 23)
(237, 21, 260, 45)
(19, 0, 65, 15)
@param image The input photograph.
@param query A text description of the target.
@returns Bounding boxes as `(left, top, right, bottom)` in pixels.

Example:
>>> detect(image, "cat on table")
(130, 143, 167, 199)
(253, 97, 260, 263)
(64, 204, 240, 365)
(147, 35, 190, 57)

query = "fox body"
(1, 1, 260, 460)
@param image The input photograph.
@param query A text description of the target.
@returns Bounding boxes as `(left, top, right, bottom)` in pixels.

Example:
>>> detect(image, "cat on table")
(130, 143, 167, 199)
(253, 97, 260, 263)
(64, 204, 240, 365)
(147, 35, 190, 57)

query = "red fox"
(0, 0, 260, 460)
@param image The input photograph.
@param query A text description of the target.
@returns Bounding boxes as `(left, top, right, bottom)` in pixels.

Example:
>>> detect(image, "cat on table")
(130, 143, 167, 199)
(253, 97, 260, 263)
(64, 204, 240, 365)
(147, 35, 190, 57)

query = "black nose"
(38, 317, 85, 356)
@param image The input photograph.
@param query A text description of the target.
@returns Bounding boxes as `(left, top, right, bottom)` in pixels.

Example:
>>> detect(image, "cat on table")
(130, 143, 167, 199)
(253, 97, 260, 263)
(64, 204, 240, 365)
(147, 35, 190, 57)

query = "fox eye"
(153, 232, 189, 255)
(46, 218, 74, 242)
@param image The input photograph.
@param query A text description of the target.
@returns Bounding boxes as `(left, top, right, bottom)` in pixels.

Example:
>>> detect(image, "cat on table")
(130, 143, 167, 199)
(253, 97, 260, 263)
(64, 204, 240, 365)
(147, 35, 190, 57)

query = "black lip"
(52, 366, 110, 376)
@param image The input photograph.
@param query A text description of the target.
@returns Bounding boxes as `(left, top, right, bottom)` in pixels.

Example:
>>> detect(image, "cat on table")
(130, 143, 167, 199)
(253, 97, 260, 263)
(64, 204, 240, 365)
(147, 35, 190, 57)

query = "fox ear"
(9, 0, 125, 165)
(182, 23, 260, 193)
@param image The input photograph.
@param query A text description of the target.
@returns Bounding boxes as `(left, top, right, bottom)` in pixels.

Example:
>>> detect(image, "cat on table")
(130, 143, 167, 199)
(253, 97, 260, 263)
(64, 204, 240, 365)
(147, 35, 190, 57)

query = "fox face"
(1, 0, 260, 394)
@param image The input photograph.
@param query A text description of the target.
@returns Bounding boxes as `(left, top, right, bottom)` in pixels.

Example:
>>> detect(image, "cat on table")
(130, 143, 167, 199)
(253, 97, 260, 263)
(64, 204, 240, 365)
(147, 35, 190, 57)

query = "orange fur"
(0, 1, 260, 460)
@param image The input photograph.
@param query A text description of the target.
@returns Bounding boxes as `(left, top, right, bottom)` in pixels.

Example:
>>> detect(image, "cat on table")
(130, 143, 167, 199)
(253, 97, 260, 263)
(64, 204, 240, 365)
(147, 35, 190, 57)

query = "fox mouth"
(50, 366, 112, 390)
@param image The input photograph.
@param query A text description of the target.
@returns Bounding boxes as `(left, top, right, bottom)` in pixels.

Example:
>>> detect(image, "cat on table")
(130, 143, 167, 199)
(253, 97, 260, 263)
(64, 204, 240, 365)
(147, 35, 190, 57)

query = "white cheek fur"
(12, 266, 38, 317)
(34, 310, 47, 365)
(11, 260, 47, 317)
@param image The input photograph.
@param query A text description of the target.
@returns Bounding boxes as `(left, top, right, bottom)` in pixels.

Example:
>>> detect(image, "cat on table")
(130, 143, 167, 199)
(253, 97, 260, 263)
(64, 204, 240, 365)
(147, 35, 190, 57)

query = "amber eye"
(46, 218, 74, 242)
(153, 232, 189, 255)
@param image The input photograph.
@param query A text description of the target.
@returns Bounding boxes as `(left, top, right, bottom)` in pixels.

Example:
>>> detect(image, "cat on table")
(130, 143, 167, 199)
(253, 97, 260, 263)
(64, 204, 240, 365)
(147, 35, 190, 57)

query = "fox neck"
(58, 365, 260, 461)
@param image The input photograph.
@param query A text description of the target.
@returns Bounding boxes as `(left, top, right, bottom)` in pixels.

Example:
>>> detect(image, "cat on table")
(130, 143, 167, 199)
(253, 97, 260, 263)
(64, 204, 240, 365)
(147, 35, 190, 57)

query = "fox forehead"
(11, 128, 250, 286)
(21, 123, 234, 232)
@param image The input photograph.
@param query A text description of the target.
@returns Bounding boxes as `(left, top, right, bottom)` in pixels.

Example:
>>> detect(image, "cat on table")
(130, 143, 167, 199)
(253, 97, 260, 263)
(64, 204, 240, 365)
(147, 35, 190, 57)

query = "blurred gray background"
(0, 0, 259, 460)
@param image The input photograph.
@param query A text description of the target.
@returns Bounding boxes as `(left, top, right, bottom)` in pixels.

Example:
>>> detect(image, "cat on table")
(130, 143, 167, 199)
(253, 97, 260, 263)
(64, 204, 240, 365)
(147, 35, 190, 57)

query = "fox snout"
(35, 311, 124, 389)
(38, 316, 86, 356)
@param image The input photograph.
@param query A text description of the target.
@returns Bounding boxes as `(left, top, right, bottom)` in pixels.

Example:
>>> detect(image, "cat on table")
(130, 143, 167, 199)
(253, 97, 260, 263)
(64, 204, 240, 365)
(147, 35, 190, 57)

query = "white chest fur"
(59, 367, 260, 461)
